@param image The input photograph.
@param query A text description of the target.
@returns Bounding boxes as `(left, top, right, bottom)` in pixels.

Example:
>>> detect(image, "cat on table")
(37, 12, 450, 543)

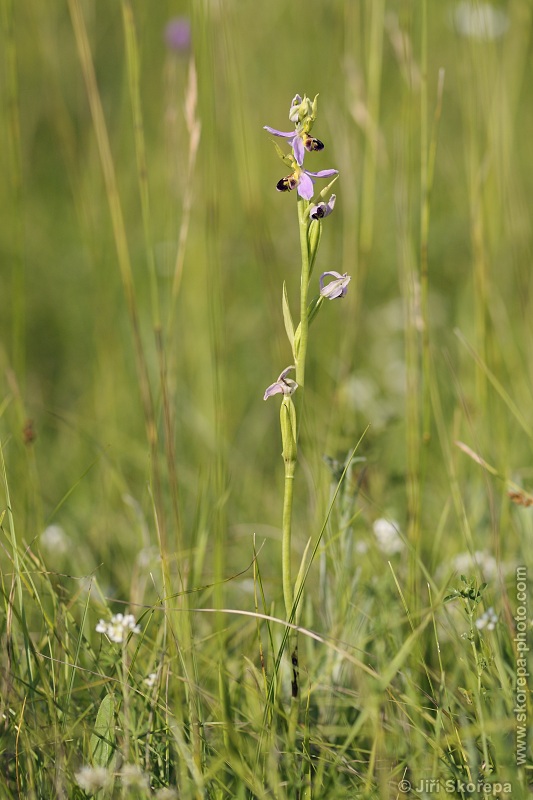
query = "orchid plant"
(263, 94, 350, 701)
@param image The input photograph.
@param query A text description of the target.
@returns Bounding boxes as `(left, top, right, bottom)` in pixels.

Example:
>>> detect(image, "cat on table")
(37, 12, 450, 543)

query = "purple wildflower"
(319, 271, 351, 299)
(309, 194, 336, 219)
(164, 18, 191, 52)
(263, 366, 298, 400)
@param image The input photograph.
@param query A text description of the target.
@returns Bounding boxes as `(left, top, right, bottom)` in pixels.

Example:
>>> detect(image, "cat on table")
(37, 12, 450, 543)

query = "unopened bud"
(308, 218, 322, 274)
(280, 397, 297, 466)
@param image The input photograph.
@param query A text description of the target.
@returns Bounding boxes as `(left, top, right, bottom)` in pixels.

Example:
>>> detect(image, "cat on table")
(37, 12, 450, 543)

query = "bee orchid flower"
(277, 163, 339, 201)
(309, 194, 336, 219)
(319, 271, 351, 299)
(263, 366, 298, 400)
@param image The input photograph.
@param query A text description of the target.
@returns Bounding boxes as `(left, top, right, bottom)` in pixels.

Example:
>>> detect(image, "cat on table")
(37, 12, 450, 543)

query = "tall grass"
(0, 0, 531, 797)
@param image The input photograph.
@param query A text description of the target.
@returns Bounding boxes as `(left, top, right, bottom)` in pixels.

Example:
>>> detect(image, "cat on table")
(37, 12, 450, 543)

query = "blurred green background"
(2, 0, 533, 599)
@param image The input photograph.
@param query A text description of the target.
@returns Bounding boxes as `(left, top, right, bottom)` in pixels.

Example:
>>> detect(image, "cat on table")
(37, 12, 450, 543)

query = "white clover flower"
(476, 606, 498, 631)
(96, 613, 141, 643)
(144, 671, 158, 688)
(75, 765, 111, 793)
(372, 517, 404, 555)
(453, 2, 509, 41)
(41, 524, 69, 554)
(120, 763, 150, 789)
(453, 550, 498, 581)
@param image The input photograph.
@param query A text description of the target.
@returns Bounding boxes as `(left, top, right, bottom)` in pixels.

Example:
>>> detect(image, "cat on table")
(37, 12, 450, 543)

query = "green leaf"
(443, 592, 459, 603)
(293, 537, 312, 625)
(90, 692, 115, 769)
(293, 295, 324, 360)
(293, 324, 301, 360)
(282, 282, 295, 353)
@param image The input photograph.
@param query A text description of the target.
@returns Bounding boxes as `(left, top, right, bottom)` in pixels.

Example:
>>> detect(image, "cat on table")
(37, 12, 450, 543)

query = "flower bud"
(280, 397, 297, 466)
(289, 94, 313, 126)
(311, 94, 319, 123)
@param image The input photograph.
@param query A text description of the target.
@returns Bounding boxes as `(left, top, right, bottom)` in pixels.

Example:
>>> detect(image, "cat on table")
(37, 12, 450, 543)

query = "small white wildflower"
(144, 671, 157, 688)
(355, 540, 369, 555)
(41, 524, 69, 555)
(476, 606, 498, 631)
(121, 763, 150, 789)
(96, 612, 141, 643)
(75, 765, 111, 793)
(136, 546, 160, 569)
(453, 550, 498, 581)
(237, 579, 258, 595)
(155, 789, 179, 800)
(340, 373, 397, 429)
(453, 2, 509, 41)
(372, 518, 404, 555)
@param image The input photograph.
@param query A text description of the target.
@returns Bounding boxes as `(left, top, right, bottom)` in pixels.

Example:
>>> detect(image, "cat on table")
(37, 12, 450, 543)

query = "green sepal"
(316, 173, 339, 200)
(311, 94, 319, 122)
(282, 281, 295, 355)
(272, 140, 295, 168)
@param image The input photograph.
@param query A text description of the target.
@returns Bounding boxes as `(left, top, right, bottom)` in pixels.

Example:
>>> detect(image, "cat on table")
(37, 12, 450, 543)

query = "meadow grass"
(0, 0, 532, 797)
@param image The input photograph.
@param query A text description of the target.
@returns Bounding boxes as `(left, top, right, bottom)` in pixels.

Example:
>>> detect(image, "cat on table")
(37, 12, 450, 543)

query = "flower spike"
(289, 94, 315, 125)
(289, 95, 303, 123)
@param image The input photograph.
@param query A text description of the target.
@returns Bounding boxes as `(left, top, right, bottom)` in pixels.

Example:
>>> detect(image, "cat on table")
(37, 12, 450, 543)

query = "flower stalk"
(295, 196, 311, 386)
(263, 93, 350, 698)
(281, 397, 297, 618)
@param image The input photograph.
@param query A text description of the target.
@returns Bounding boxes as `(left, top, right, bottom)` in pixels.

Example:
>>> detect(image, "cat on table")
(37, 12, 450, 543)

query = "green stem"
(296, 197, 311, 387)
(280, 198, 310, 624)
(279, 195, 311, 710)
(282, 462, 296, 620)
